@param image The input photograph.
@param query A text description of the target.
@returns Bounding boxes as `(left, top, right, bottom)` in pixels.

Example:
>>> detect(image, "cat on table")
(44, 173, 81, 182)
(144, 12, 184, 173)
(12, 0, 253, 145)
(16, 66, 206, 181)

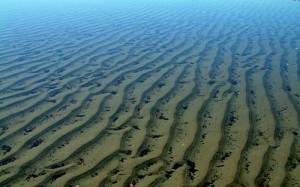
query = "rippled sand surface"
(0, 0, 300, 186)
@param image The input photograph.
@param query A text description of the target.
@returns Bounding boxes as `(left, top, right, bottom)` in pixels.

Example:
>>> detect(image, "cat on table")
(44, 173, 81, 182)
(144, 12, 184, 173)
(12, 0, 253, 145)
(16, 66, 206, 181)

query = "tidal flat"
(0, 0, 300, 186)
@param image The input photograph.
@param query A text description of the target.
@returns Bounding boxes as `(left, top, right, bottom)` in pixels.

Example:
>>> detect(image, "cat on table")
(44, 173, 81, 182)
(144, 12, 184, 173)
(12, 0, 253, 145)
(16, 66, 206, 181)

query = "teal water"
(1, 0, 300, 186)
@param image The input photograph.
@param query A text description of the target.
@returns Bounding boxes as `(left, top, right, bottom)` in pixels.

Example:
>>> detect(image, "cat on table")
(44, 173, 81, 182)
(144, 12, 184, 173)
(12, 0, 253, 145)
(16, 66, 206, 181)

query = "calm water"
(0, 0, 300, 186)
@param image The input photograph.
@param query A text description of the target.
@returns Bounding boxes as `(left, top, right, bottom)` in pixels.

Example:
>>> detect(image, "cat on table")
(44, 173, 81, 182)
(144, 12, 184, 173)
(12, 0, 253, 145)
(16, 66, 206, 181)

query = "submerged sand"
(0, 0, 300, 186)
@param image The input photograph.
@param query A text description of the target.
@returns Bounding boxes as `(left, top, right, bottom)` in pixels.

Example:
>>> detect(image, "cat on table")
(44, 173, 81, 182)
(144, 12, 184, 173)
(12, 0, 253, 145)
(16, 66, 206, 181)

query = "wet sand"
(0, 0, 300, 186)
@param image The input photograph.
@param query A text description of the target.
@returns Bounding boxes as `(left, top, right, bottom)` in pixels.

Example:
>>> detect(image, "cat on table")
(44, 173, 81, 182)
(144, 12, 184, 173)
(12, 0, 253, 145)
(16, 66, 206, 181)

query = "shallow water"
(0, 0, 300, 186)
